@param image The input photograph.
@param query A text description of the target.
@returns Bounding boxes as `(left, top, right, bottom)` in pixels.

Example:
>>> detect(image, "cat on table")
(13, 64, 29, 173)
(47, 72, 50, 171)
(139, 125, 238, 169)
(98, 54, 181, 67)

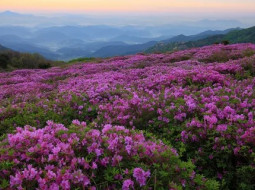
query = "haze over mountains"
(0, 11, 254, 60)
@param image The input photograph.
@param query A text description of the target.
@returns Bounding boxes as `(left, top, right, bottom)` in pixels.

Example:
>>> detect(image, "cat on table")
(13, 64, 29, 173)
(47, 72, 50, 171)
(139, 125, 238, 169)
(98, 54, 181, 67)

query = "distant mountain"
(89, 28, 240, 58)
(0, 10, 22, 16)
(109, 35, 169, 44)
(0, 44, 9, 51)
(0, 10, 36, 18)
(0, 26, 32, 37)
(162, 28, 239, 43)
(91, 41, 157, 57)
(0, 11, 48, 27)
(0, 11, 249, 60)
(56, 41, 127, 60)
(0, 24, 159, 60)
(146, 26, 255, 53)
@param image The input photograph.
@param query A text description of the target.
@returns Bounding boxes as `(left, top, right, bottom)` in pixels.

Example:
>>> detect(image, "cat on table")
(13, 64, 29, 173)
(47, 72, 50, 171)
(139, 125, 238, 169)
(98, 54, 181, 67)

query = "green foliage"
(221, 40, 230, 45)
(242, 48, 255, 57)
(68, 57, 97, 63)
(0, 179, 9, 189)
(201, 50, 230, 63)
(235, 166, 255, 190)
(0, 161, 14, 170)
(199, 49, 244, 63)
(38, 62, 51, 69)
(0, 53, 9, 69)
(0, 94, 98, 136)
(241, 57, 255, 77)
(0, 50, 57, 71)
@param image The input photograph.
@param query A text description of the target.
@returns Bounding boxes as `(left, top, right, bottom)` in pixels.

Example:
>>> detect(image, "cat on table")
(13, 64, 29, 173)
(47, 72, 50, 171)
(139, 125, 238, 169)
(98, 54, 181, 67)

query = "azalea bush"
(0, 43, 255, 189)
(0, 121, 218, 189)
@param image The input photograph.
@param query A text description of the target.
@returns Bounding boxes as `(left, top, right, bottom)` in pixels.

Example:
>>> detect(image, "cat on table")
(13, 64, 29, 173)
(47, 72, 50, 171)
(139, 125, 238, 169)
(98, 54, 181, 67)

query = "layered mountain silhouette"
(146, 26, 255, 53)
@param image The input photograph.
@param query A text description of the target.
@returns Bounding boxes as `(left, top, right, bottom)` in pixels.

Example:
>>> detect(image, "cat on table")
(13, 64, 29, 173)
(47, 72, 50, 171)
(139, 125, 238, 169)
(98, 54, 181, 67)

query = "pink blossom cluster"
(1, 120, 190, 189)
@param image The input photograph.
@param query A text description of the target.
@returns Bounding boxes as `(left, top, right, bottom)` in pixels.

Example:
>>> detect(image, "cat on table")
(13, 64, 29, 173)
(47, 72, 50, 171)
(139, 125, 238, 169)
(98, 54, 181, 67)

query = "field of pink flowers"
(0, 43, 255, 189)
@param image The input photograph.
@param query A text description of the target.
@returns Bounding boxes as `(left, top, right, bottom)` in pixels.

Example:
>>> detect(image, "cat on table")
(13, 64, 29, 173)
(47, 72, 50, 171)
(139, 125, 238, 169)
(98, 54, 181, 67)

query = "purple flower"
(216, 124, 228, 132)
(204, 115, 218, 125)
(122, 179, 134, 190)
(52, 146, 61, 155)
(10, 172, 23, 187)
(126, 145, 132, 155)
(91, 162, 97, 169)
(61, 180, 70, 190)
(133, 168, 150, 187)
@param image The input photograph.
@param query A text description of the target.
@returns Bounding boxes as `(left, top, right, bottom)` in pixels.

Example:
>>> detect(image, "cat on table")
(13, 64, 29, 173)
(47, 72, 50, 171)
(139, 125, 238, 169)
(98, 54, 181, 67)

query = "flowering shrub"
(0, 43, 255, 189)
(0, 121, 218, 189)
(0, 93, 98, 136)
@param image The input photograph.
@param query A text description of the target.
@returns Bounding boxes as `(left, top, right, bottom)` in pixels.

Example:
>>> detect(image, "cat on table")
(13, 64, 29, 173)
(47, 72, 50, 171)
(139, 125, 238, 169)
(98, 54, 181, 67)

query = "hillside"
(146, 26, 255, 53)
(0, 44, 9, 51)
(161, 28, 239, 43)
(224, 26, 255, 43)
(0, 43, 255, 189)
(0, 44, 60, 71)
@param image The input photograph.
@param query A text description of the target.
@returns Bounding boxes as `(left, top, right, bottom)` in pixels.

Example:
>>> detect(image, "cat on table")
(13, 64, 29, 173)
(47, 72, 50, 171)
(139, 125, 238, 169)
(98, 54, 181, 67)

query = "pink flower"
(52, 146, 61, 155)
(91, 162, 97, 169)
(204, 115, 218, 125)
(216, 124, 228, 132)
(22, 165, 38, 180)
(49, 183, 59, 190)
(102, 124, 112, 133)
(125, 145, 132, 154)
(78, 105, 83, 110)
(234, 147, 240, 155)
(61, 180, 70, 190)
(47, 170, 56, 179)
(101, 157, 110, 167)
(10, 172, 23, 187)
(133, 168, 150, 187)
(82, 176, 90, 186)
(72, 120, 81, 125)
(174, 113, 187, 121)
(95, 148, 102, 156)
(217, 172, 223, 179)
(122, 179, 134, 190)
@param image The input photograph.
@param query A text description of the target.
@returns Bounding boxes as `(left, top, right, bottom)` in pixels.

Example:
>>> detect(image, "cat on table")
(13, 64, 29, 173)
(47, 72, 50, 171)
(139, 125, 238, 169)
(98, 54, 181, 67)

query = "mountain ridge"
(146, 26, 255, 53)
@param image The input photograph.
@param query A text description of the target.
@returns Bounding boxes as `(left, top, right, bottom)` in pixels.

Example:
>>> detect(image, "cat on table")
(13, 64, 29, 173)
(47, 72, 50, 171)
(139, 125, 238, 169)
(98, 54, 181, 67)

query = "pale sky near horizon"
(1, 0, 255, 13)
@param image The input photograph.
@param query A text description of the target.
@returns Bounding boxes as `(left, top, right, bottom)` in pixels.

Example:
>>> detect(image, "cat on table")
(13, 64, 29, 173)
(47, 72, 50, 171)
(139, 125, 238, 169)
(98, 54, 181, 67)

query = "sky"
(1, 0, 255, 14)
(0, 0, 255, 27)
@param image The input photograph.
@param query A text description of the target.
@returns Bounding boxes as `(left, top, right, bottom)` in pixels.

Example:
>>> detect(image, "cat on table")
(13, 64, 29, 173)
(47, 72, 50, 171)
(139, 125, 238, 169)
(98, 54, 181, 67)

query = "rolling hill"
(146, 26, 255, 53)
(0, 44, 59, 70)
(0, 44, 9, 51)
(0, 43, 255, 189)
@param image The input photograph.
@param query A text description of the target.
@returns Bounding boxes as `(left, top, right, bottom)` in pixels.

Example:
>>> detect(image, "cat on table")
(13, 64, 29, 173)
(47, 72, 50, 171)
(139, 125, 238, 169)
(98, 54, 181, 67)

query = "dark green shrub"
(0, 53, 9, 68)
(221, 40, 230, 45)
(38, 62, 51, 69)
